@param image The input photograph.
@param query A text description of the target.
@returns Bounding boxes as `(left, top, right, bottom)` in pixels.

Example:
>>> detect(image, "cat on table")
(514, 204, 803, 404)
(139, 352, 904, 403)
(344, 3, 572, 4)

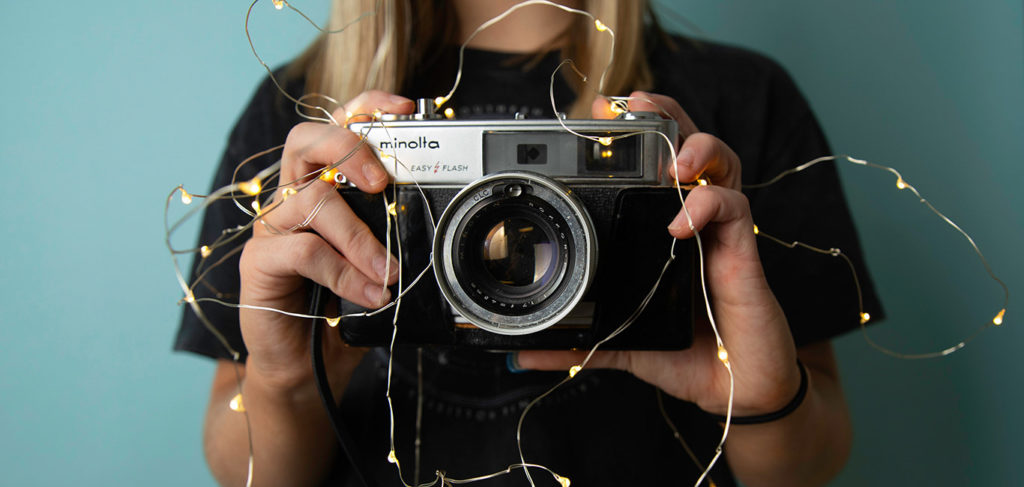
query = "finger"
(337, 90, 415, 123)
(626, 91, 699, 138)
(262, 180, 399, 286)
(667, 185, 756, 252)
(243, 232, 391, 309)
(283, 123, 390, 193)
(514, 350, 633, 373)
(670, 132, 742, 190)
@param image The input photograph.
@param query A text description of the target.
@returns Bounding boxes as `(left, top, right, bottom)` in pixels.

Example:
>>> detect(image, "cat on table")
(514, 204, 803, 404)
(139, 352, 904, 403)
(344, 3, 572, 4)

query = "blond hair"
(290, 0, 653, 118)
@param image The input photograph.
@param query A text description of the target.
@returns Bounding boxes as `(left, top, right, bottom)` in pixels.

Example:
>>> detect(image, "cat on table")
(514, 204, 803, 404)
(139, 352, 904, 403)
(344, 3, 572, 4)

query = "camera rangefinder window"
(580, 132, 641, 176)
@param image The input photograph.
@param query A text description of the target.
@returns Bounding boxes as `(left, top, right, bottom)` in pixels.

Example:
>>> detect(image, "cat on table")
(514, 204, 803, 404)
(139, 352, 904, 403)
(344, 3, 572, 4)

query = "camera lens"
(434, 172, 597, 335)
(480, 217, 556, 289)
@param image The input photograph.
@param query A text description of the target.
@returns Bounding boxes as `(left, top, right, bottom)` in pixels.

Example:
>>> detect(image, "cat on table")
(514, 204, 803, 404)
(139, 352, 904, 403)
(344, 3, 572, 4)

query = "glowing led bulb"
(200, 245, 212, 258)
(896, 178, 907, 190)
(609, 99, 627, 114)
(184, 291, 195, 304)
(320, 168, 339, 183)
(372, 109, 383, 120)
(387, 202, 397, 216)
(229, 393, 245, 412)
(717, 346, 729, 364)
(238, 178, 261, 196)
(697, 178, 709, 186)
(180, 189, 193, 205)
(753, 224, 760, 235)
(272, 0, 284, 10)
(387, 450, 398, 464)
(598, 137, 612, 146)
(555, 475, 571, 487)
(594, 19, 608, 32)
(434, 96, 445, 108)
(251, 200, 262, 214)
(444, 107, 455, 119)
(568, 365, 582, 378)
(325, 316, 341, 328)
(993, 309, 1005, 326)
(860, 312, 871, 324)
(281, 187, 297, 200)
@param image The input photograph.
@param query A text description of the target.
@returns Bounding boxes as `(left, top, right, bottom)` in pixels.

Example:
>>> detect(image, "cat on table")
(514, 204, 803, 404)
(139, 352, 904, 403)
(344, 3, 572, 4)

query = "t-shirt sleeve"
(173, 75, 300, 361)
(741, 59, 885, 347)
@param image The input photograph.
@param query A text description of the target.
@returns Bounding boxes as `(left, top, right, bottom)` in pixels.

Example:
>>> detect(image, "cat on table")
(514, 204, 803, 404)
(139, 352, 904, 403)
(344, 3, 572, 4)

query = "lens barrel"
(433, 172, 597, 335)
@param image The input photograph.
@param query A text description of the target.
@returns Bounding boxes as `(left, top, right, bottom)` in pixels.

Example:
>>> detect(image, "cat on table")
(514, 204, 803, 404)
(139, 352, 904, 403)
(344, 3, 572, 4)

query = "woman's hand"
(204, 91, 414, 487)
(517, 91, 800, 417)
(237, 90, 414, 393)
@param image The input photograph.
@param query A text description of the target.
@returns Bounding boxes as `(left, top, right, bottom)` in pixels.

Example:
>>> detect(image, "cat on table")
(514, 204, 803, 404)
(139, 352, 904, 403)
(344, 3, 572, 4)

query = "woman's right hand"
(237, 90, 415, 394)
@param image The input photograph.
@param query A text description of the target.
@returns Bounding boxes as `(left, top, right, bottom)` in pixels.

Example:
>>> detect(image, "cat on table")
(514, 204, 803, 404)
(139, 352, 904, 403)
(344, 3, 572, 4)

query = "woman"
(176, 1, 882, 485)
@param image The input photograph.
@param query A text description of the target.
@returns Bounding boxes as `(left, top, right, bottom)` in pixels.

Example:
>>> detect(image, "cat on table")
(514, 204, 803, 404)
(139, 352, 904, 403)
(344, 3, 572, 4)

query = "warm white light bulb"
(598, 137, 612, 146)
(717, 346, 729, 364)
(993, 309, 1005, 326)
(229, 393, 245, 412)
(272, 0, 284, 10)
(860, 312, 871, 324)
(238, 178, 261, 196)
(594, 19, 607, 32)
(568, 365, 582, 378)
(326, 316, 341, 328)
(180, 189, 193, 205)
(200, 245, 212, 258)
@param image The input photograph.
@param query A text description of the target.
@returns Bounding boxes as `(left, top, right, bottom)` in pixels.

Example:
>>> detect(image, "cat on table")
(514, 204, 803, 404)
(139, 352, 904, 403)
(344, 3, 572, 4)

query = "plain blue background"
(1, 1, 1020, 485)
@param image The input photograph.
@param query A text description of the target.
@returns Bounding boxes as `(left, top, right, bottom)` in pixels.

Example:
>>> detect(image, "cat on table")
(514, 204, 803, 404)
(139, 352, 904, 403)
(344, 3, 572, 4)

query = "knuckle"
(292, 232, 327, 260)
(345, 223, 380, 257)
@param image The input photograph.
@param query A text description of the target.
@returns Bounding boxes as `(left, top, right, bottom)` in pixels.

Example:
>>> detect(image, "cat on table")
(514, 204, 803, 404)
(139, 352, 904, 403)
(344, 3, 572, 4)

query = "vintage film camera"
(334, 100, 696, 350)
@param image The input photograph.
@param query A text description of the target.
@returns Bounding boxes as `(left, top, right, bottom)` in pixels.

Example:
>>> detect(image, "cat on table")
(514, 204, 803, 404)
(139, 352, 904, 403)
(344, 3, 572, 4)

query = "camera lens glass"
(480, 217, 556, 289)
(455, 196, 569, 316)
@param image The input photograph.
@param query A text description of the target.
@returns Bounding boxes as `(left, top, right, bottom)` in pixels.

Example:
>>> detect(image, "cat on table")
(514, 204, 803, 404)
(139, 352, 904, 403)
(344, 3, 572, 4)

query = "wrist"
(707, 359, 808, 425)
(243, 358, 322, 406)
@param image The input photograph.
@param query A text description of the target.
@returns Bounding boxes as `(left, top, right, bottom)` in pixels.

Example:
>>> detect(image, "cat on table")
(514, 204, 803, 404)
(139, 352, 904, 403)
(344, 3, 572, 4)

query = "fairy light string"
(163, 1, 1010, 486)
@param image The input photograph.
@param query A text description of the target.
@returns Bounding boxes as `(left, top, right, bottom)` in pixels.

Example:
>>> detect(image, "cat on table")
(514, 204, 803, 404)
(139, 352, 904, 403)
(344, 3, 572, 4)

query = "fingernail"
(363, 162, 387, 187)
(389, 94, 411, 106)
(679, 147, 695, 167)
(667, 212, 689, 233)
(373, 254, 399, 280)
(506, 352, 526, 373)
(364, 283, 390, 306)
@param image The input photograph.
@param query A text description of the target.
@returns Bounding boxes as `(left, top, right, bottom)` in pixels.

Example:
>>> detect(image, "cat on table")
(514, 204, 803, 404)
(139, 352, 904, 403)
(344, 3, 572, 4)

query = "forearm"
(724, 349, 852, 487)
(204, 363, 338, 487)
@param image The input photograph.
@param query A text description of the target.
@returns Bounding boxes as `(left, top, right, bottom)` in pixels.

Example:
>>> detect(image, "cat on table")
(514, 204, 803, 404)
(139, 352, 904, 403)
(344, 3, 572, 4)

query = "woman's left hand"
(516, 92, 801, 417)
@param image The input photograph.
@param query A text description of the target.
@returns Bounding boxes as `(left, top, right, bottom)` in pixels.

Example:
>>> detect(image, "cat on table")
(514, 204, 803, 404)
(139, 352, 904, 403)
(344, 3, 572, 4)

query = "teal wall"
(0, 1, 1019, 485)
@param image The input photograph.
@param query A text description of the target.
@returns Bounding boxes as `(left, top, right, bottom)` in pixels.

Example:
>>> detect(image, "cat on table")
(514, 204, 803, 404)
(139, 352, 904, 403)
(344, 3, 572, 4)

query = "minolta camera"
(333, 100, 696, 350)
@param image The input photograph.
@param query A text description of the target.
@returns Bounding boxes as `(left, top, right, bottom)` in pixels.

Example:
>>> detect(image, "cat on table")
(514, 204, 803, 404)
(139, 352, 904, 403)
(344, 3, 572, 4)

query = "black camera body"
(334, 105, 697, 350)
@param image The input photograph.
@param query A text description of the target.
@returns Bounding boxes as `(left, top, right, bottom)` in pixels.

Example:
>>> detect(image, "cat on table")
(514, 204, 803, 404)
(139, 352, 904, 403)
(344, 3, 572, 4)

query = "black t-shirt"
(175, 37, 883, 486)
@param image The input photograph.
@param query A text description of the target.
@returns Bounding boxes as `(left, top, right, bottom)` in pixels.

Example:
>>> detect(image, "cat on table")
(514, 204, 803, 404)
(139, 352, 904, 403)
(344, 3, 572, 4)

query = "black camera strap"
(309, 282, 374, 487)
